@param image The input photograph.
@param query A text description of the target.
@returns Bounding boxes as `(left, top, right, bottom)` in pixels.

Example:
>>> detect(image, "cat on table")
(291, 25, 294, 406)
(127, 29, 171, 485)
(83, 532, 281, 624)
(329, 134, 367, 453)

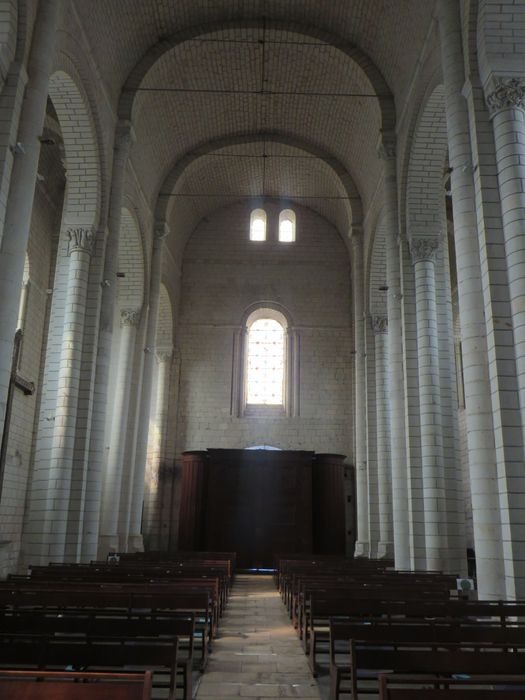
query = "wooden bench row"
(274, 554, 525, 699)
(0, 636, 179, 699)
(378, 675, 525, 699)
(0, 670, 152, 700)
(0, 551, 236, 699)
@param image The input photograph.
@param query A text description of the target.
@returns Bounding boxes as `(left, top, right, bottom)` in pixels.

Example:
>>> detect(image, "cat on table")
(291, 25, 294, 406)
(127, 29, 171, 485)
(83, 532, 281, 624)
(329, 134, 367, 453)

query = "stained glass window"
(250, 208, 267, 241)
(246, 318, 285, 405)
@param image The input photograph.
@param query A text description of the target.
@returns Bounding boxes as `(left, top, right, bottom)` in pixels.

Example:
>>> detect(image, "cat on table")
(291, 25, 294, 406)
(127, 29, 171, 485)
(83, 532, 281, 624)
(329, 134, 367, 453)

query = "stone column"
(41, 225, 95, 560)
(352, 230, 369, 557)
(486, 80, 525, 441)
(373, 315, 393, 559)
(437, 0, 504, 597)
(98, 308, 140, 556)
(82, 121, 134, 561)
(411, 237, 448, 571)
(127, 224, 167, 552)
(378, 134, 410, 570)
(143, 348, 173, 550)
(485, 78, 525, 596)
(0, 0, 61, 432)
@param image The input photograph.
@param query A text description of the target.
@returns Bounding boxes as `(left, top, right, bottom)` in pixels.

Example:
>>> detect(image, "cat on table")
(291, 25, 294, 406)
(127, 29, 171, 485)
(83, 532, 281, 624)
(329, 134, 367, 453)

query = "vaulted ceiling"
(72, 1, 436, 244)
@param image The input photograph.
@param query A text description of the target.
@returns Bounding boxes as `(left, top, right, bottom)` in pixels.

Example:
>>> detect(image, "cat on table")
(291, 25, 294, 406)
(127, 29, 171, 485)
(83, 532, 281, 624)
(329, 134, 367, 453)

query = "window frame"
(244, 311, 287, 410)
(278, 208, 296, 243)
(250, 208, 267, 241)
(232, 303, 300, 418)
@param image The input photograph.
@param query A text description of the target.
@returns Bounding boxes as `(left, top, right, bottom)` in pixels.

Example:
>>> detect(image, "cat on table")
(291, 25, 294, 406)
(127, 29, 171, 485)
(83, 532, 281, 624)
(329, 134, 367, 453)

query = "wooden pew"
(297, 579, 455, 637)
(305, 596, 525, 662)
(119, 551, 237, 580)
(22, 563, 228, 616)
(333, 640, 525, 700)
(292, 571, 458, 621)
(0, 670, 152, 700)
(0, 588, 212, 670)
(0, 636, 179, 700)
(7, 575, 223, 630)
(379, 674, 525, 699)
(328, 619, 525, 685)
(0, 610, 195, 699)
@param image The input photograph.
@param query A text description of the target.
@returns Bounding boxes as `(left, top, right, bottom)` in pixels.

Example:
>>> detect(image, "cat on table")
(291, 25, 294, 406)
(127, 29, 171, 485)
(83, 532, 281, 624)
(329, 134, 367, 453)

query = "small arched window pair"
(249, 208, 296, 242)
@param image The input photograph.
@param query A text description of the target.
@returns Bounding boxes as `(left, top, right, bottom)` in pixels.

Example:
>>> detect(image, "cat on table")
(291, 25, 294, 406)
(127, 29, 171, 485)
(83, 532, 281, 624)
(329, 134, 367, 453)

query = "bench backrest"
(0, 671, 151, 700)
(379, 674, 525, 699)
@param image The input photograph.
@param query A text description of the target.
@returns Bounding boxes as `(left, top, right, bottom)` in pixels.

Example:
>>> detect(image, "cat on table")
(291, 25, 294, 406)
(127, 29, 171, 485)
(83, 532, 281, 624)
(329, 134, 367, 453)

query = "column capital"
(486, 77, 525, 117)
(156, 346, 173, 363)
(120, 308, 141, 327)
(410, 237, 439, 264)
(66, 226, 95, 256)
(115, 119, 136, 150)
(154, 220, 170, 239)
(372, 315, 388, 334)
(350, 224, 364, 242)
(377, 129, 396, 160)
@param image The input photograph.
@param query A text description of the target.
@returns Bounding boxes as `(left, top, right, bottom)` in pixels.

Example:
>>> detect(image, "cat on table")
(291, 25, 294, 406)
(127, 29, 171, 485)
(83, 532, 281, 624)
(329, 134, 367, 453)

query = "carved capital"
(486, 78, 525, 116)
(410, 237, 439, 264)
(120, 308, 141, 327)
(67, 226, 95, 256)
(377, 130, 396, 160)
(156, 347, 173, 364)
(372, 315, 388, 334)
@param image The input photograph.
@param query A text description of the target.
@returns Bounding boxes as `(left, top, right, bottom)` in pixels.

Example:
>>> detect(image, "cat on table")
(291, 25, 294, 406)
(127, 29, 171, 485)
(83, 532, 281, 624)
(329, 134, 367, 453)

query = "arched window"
(232, 305, 299, 417)
(246, 317, 285, 405)
(278, 209, 296, 242)
(250, 208, 267, 241)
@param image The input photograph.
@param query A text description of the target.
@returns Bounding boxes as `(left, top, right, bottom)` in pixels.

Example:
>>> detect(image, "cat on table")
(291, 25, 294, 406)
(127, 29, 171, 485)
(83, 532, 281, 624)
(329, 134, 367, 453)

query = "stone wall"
(175, 200, 353, 456)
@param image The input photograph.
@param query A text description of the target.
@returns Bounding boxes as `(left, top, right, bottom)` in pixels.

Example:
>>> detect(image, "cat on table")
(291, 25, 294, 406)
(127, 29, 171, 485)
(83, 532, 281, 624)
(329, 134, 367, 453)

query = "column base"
(377, 541, 394, 560)
(127, 534, 144, 553)
(97, 534, 120, 560)
(354, 541, 370, 558)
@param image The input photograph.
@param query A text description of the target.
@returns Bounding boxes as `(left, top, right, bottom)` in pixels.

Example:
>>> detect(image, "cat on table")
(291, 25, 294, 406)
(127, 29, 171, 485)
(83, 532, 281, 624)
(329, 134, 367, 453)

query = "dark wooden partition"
(178, 451, 208, 550)
(312, 453, 346, 555)
(205, 449, 313, 568)
(178, 448, 346, 567)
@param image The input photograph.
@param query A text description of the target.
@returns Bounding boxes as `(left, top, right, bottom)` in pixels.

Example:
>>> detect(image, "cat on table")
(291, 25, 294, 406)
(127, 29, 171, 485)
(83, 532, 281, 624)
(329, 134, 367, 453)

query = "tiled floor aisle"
(195, 574, 322, 699)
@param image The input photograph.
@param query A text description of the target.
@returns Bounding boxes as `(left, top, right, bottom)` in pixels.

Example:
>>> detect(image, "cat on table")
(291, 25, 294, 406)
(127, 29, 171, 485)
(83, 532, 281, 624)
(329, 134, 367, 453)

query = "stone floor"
(194, 574, 323, 699)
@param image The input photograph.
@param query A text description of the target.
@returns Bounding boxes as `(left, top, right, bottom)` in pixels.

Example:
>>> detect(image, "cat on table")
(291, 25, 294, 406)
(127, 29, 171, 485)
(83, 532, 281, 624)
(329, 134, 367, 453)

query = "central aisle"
(196, 574, 322, 699)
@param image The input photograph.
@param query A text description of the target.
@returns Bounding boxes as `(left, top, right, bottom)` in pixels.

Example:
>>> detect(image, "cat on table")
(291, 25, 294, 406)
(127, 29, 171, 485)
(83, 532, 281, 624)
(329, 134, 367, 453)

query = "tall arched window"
(233, 305, 299, 417)
(246, 317, 285, 405)
(278, 209, 296, 242)
(250, 208, 267, 241)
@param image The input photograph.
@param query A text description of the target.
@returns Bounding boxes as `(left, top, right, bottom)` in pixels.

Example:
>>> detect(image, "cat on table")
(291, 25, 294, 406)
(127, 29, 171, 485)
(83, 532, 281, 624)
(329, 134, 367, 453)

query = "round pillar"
(98, 308, 140, 556)
(373, 315, 393, 559)
(352, 230, 369, 558)
(41, 226, 95, 561)
(437, 0, 505, 598)
(128, 224, 167, 551)
(379, 136, 411, 570)
(142, 348, 173, 550)
(0, 0, 61, 433)
(81, 121, 134, 561)
(411, 237, 448, 571)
